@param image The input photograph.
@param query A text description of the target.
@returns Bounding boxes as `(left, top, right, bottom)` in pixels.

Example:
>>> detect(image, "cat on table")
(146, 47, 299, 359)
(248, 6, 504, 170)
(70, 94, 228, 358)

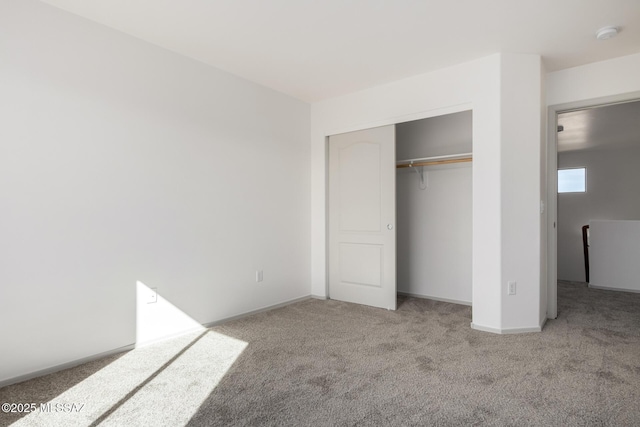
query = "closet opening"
(395, 110, 473, 306)
(326, 109, 472, 311)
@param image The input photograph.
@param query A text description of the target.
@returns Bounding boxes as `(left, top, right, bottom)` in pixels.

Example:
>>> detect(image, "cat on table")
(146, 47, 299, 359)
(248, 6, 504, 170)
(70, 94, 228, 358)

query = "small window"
(558, 168, 586, 193)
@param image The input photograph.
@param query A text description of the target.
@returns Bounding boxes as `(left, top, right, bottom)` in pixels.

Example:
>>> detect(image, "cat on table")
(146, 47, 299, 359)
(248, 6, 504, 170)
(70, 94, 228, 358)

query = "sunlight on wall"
(13, 330, 248, 426)
(135, 280, 204, 347)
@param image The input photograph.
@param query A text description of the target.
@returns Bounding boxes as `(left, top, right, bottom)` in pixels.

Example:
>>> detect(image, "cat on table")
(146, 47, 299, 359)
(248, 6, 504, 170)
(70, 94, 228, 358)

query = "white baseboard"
(0, 343, 135, 389)
(202, 295, 311, 327)
(470, 322, 542, 334)
(1, 295, 312, 389)
(397, 291, 471, 306)
(134, 326, 207, 349)
(311, 294, 328, 300)
(588, 284, 640, 294)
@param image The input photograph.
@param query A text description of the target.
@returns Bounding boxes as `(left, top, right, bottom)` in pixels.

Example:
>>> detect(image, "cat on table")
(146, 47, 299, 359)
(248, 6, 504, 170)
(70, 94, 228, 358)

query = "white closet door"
(328, 125, 396, 310)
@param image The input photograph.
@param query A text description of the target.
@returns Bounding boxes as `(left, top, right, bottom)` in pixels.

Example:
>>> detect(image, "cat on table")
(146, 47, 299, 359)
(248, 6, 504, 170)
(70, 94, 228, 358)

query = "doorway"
(547, 97, 640, 318)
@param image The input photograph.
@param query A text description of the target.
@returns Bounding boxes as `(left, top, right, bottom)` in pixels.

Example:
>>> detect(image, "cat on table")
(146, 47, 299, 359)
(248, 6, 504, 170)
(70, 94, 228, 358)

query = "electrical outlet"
(508, 281, 516, 296)
(256, 270, 264, 283)
(147, 287, 158, 304)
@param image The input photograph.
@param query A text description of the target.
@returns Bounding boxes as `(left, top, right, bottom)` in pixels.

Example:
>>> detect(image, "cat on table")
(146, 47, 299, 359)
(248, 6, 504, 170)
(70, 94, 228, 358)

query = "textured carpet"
(1, 281, 639, 426)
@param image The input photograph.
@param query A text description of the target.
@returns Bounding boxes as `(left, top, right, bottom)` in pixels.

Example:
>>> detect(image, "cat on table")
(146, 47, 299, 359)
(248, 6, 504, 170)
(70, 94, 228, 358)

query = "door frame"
(324, 103, 474, 299)
(546, 91, 640, 319)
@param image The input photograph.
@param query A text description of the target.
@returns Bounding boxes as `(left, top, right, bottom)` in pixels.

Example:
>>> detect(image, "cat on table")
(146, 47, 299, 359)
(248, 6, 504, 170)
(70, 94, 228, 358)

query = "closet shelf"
(396, 153, 472, 169)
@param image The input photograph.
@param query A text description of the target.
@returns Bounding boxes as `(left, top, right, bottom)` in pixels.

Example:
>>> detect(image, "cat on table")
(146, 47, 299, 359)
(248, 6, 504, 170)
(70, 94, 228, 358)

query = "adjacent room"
(557, 100, 640, 294)
(1, 0, 640, 425)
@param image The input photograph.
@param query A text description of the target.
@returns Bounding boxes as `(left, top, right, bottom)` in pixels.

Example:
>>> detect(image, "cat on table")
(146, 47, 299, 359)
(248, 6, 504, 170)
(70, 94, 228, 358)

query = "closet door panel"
(338, 243, 383, 288)
(338, 142, 381, 232)
(328, 125, 396, 310)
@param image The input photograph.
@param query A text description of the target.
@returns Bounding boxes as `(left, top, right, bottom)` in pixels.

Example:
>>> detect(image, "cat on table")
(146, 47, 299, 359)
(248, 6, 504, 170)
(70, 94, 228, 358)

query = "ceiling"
(40, 0, 640, 102)
(557, 100, 640, 152)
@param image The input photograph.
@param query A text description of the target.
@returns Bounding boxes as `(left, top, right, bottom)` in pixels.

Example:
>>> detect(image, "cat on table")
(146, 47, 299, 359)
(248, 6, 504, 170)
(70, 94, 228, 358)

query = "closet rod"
(397, 152, 472, 165)
(396, 153, 472, 169)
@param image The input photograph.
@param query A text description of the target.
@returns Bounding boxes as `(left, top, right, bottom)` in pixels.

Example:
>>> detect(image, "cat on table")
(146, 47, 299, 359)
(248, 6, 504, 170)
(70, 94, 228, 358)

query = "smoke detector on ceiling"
(596, 26, 619, 40)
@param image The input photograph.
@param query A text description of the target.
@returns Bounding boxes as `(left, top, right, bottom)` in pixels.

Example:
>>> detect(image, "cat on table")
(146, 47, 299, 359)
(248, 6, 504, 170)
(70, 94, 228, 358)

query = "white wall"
(557, 147, 640, 281)
(396, 110, 472, 159)
(397, 164, 472, 304)
(0, 0, 310, 384)
(396, 113, 472, 304)
(500, 54, 543, 330)
(589, 220, 640, 292)
(311, 53, 544, 333)
(547, 53, 640, 108)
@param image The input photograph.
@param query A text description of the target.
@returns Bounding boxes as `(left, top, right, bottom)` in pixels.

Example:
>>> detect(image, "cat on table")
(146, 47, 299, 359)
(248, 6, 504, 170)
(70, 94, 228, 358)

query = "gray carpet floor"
(1, 281, 639, 426)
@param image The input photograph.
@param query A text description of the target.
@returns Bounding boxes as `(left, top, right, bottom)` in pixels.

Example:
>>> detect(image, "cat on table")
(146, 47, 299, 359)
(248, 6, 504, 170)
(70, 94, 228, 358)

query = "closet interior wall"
(396, 111, 473, 305)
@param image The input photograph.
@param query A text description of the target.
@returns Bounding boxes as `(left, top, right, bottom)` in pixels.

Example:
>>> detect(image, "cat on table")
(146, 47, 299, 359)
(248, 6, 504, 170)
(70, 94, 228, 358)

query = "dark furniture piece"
(582, 225, 590, 283)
